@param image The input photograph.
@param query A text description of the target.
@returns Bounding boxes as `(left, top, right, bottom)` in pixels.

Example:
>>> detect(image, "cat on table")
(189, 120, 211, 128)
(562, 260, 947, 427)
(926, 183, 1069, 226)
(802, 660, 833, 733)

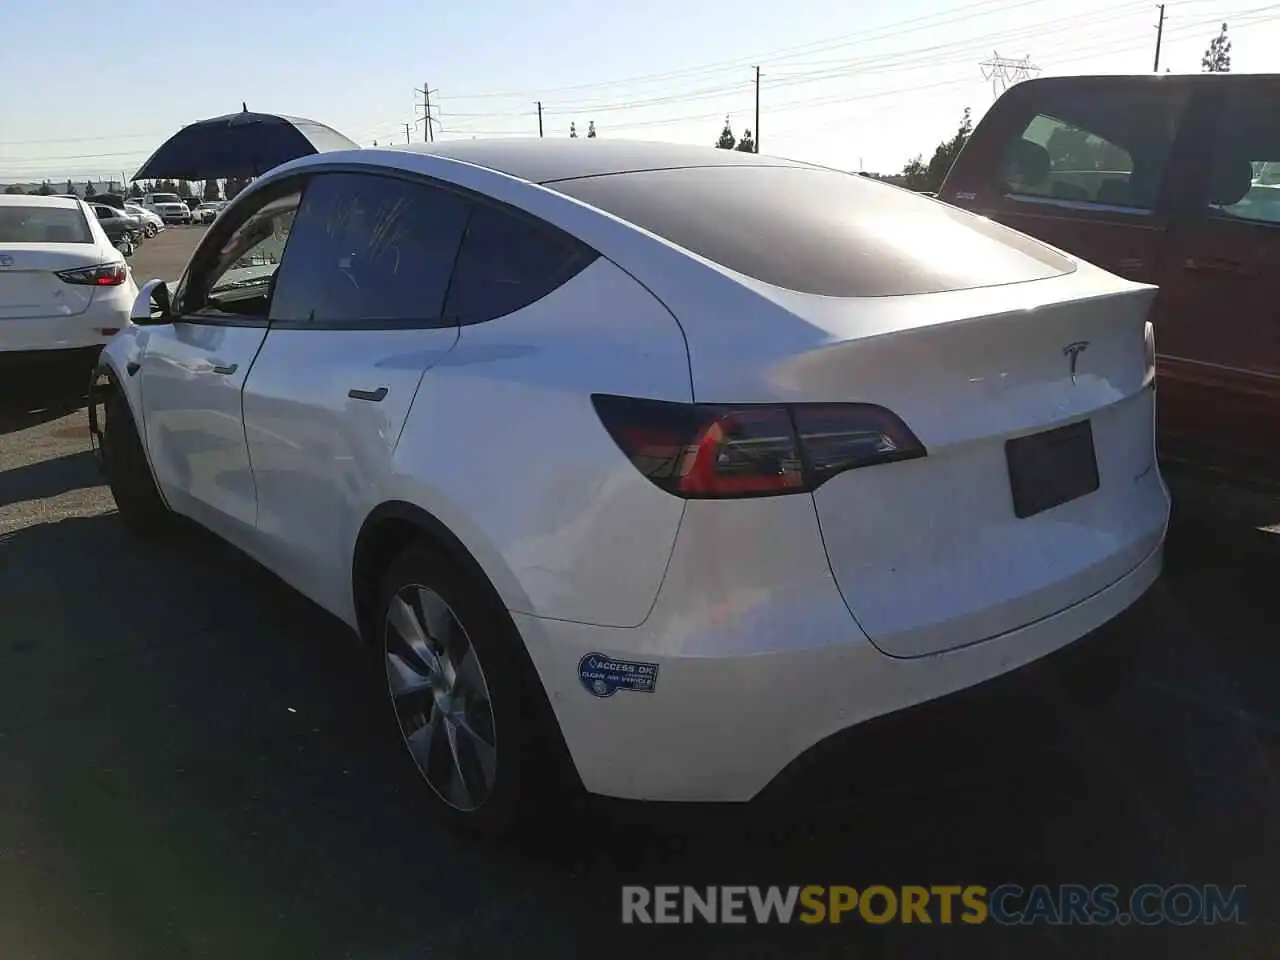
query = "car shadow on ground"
(0, 375, 89, 436)
(0, 510, 1274, 958)
(0, 449, 100, 508)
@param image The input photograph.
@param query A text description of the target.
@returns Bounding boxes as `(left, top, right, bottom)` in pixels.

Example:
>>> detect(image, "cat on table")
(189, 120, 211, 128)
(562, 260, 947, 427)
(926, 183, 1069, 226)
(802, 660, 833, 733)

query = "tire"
(103, 389, 173, 535)
(145, 223, 157, 238)
(377, 545, 556, 838)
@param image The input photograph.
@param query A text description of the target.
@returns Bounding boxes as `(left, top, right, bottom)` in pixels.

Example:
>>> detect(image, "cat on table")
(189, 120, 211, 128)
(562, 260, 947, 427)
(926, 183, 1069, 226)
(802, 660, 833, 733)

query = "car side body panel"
(383, 256, 692, 629)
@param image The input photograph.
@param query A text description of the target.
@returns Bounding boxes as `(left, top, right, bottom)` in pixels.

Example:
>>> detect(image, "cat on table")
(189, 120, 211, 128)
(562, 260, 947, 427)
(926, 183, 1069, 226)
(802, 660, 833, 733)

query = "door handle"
(211, 362, 238, 375)
(348, 386, 388, 402)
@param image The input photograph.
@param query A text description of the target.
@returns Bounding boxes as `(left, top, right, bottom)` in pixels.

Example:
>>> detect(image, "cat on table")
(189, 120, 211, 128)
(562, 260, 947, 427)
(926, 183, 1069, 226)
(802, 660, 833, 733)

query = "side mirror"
(131, 278, 173, 326)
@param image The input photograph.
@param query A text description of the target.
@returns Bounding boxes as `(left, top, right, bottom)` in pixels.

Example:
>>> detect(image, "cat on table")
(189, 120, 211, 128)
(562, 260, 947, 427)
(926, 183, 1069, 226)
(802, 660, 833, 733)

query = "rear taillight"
(55, 262, 128, 286)
(592, 394, 926, 499)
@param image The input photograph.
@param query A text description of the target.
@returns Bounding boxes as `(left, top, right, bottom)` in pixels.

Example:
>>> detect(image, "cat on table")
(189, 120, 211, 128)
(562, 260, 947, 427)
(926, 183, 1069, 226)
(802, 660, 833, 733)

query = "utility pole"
(1153, 4, 1166, 72)
(423, 82, 434, 142)
(404, 122, 412, 144)
(537, 101, 544, 137)
(753, 66, 761, 153)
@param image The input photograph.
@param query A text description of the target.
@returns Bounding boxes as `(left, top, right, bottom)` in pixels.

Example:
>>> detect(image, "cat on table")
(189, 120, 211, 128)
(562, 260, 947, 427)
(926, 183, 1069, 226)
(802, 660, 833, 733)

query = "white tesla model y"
(92, 140, 1169, 834)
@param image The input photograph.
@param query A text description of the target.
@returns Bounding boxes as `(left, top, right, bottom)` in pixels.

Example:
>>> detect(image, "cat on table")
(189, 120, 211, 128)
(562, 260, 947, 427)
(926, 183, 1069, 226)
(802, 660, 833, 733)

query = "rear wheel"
(103, 389, 173, 535)
(378, 545, 550, 837)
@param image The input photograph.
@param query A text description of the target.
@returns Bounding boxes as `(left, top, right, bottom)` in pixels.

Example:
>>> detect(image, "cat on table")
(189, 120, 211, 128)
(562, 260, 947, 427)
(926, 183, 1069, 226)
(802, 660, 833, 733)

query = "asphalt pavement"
(0, 230, 1275, 958)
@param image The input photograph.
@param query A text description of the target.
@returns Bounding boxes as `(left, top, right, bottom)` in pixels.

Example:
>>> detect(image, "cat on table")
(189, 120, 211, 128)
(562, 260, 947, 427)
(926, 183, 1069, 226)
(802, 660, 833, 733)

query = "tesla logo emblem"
(1063, 341, 1090, 383)
(0, 254, 13, 268)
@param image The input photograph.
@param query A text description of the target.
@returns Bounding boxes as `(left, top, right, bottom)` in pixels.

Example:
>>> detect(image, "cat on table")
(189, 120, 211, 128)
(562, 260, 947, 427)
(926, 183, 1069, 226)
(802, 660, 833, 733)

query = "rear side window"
(444, 202, 596, 325)
(1205, 88, 1280, 226)
(997, 87, 1183, 212)
(550, 165, 1073, 297)
(270, 171, 473, 327)
(0, 205, 93, 244)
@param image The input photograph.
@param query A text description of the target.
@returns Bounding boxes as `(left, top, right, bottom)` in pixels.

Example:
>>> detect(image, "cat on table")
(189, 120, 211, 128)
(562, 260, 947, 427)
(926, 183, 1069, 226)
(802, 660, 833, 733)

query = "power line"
(5, 1, 1277, 173)
(980, 52, 1041, 99)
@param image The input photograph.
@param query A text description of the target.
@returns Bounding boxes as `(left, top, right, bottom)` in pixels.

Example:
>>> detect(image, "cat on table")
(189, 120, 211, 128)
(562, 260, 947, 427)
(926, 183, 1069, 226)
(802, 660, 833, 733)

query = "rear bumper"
(0, 290, 132, 354)
(518, 539, 1162, 803)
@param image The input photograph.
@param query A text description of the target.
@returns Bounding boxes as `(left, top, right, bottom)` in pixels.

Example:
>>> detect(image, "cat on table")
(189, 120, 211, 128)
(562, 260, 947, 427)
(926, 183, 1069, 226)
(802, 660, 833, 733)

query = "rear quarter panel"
(383, 257, 693, 628)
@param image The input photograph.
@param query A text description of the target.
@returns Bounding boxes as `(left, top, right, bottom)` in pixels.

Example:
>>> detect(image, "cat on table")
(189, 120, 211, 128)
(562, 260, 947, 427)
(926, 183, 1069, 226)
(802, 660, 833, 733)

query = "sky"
(1, 0, 1277, 184)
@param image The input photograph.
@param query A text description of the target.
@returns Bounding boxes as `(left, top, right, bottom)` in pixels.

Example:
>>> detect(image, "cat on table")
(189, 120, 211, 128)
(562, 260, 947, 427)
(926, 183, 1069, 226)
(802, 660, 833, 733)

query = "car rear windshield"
(0, 205, 94, 244)
(550, 165, 1075, 297)
(152, 194, 181, 204)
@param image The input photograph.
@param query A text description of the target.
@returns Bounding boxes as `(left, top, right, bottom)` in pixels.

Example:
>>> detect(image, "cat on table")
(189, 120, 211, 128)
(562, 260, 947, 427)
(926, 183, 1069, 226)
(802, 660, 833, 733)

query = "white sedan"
(1, 194, 138, 376)
(91, 140, 1169, 835)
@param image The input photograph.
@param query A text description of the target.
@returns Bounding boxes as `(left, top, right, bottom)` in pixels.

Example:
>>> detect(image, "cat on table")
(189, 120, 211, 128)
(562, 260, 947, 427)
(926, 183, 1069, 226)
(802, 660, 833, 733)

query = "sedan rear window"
(0, 205, 94, 244)
(550, 165, 1074, 297)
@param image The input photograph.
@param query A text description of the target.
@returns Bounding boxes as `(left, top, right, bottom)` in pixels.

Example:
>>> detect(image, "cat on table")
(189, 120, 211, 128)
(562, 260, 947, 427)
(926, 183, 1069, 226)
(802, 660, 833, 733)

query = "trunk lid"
(772, 272, 1167, 658)
(0, 244, 106, 319)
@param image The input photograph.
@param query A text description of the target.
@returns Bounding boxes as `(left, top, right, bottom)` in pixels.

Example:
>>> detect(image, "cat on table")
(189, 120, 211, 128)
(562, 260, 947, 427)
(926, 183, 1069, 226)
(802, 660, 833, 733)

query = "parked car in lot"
(191, 201, 224, 224)
(124, 201, 163, 237)
(141, 192, 192, 225)
(941, 73, 1280, 483)
(92, 140, 1168, 835)
(0, 195, 138, 376)
(89, 203, 143, 249)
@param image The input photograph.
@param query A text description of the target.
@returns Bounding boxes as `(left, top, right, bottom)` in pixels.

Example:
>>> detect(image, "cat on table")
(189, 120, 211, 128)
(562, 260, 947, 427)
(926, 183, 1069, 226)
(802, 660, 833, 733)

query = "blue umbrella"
(132, 105, 358, 181)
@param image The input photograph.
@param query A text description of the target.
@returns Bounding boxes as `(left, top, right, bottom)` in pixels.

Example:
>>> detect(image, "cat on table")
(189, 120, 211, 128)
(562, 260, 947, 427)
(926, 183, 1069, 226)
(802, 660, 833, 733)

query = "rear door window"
(444, 202, 596, 325)
(996, 87, 1184, 213)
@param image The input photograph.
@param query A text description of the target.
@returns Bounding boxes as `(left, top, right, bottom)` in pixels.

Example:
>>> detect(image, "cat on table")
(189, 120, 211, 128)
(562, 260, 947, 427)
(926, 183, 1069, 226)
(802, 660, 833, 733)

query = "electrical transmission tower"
(979, 52, 1041, 100)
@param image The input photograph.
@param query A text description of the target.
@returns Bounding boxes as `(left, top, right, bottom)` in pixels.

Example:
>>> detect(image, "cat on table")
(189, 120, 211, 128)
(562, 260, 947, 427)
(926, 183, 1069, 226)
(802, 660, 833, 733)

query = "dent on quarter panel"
(389, 258, 692, 628)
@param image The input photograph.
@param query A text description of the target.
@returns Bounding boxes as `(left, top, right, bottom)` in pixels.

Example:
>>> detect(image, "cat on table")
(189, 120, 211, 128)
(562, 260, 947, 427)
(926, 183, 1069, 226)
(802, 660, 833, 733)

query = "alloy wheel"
(384, 584, 498, 812)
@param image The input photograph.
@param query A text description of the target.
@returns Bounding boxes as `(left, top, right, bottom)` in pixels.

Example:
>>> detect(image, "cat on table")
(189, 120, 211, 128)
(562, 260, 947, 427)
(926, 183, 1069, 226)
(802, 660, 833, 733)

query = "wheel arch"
(351, 500, 520, 647)
(351, 499, 585, 794)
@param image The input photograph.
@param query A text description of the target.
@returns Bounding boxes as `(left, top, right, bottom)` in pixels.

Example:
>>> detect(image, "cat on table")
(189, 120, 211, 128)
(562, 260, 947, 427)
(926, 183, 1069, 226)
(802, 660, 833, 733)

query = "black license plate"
(1005, 420, 1100, 519)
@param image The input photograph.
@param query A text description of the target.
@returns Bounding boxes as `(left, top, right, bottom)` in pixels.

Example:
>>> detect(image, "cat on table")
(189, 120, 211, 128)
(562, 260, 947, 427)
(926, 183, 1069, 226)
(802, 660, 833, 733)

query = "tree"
(735, 128, 755, 153)
(587, 121, 597, 138)
(64, 179, 75, 195)
(716, 116, 736, 150)
(178, 180, 193, 198)
(3, 185, 25, 194)
(224, 177, 250, 200)
(900, 107, 973, 193)
(202, 179, 221, 201)
(569, 122, 578, 138)
(36, 181, 54, 196)
(129, 182, 143, 198)
(902, 155, 930, 192)
(1045, 125, 1128, 172)
(1202, 22, 1231, 72)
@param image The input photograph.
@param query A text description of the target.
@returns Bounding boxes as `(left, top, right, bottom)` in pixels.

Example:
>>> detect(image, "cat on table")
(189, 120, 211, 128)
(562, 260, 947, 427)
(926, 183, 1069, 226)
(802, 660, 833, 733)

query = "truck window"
(997, 88, 1183, 213)
(1207, 88, 1280, 227)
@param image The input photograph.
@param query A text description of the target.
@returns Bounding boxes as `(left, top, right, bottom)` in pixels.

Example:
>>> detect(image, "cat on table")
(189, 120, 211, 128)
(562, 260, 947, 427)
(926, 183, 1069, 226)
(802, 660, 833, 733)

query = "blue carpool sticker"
(578, 653, 660, 698)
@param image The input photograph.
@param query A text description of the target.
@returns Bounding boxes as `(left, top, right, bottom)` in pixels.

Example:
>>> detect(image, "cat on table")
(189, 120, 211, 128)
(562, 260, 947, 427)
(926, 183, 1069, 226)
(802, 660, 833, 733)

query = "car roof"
(1008, 73, 1280, 96)
(382, 138, 825, 185)
(0, 194, 81, 208)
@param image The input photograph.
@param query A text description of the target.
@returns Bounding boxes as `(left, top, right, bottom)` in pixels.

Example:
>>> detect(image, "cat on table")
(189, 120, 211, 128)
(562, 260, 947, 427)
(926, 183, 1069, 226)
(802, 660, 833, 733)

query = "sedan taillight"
(592, 394, 926, 499)
(55, 262, 128, 286)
